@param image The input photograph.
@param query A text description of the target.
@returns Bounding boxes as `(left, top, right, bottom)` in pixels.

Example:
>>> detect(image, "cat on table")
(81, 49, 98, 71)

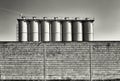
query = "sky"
(0, 0, 120, 41)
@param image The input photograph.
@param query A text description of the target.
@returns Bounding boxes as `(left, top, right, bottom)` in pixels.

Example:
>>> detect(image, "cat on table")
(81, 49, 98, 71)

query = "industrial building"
(17, 17, 94, 42)
(0, 16, 120, 81)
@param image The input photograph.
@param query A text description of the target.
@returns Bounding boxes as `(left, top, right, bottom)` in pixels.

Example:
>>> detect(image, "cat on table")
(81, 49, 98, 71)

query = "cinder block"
(0, 42, 120, 80)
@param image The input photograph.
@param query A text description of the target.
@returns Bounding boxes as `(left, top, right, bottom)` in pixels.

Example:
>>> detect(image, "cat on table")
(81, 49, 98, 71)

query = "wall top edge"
(0, 41, 120, 43)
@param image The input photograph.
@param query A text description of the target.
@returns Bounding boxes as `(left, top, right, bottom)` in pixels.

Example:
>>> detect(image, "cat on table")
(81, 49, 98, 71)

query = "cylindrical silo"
(83, 18, 94, 41)
(62, 17, 72, 41)
(30, 17, 39, 41)
(73, 17, 82, 41)
(41, 17, 50, 41)
(51, 17, 62, 41)
(18, 16, 28, 41)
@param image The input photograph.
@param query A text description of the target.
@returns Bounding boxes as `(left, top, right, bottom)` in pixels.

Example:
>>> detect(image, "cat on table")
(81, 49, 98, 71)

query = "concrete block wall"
(92, 42, 120, 79)
(0, 42, 120, 80)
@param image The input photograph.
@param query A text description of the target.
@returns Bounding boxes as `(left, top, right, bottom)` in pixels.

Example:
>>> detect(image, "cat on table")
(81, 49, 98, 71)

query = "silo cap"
(21, 16, 26, 19)
(85, 18, 91, 20)
(54, 17, 58, 20)
(75, 17, 79, 20)
(65, 17, 69, 20)
(43, 17, 47, 20)
(85, 17, 95, 20)
(33, 16, 36, 20)
(75, 17, 83, 20)
(85, 17, 95, 22)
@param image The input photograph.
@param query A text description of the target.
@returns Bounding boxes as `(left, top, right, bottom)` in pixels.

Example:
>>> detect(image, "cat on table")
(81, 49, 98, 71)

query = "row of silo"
(17, 17, 94, 42)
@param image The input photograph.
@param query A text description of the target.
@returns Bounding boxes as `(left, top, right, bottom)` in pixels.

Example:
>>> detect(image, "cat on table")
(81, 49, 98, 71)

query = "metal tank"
(18, 16, 28, 41)
(62, 17, 72, 41)
(73, 17, 82, 41)
(41, 17, 50, 41)
(30, 17, 39, 41)
(51, 17, 62, 41)
(83, 18, 94, 41)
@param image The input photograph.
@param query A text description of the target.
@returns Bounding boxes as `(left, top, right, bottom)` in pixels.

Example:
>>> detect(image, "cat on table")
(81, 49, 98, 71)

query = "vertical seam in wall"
(43, 44, 46, 81)
(89, 44, 92, 81)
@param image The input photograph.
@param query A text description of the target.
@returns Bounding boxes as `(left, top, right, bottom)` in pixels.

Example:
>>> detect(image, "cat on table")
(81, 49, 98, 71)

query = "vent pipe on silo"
(83, 18, 94, 41)
(51, 17, 62, 41)
(41, 17, 51, 41)
(73, 17, 82, 41)
(18, 16, 28, 41)
(30, 17, 39, 41)
(62, 17, 72, 41)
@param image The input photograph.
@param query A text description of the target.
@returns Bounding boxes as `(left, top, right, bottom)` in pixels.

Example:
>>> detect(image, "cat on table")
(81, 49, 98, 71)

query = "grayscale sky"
(0, 0, 120, 41)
